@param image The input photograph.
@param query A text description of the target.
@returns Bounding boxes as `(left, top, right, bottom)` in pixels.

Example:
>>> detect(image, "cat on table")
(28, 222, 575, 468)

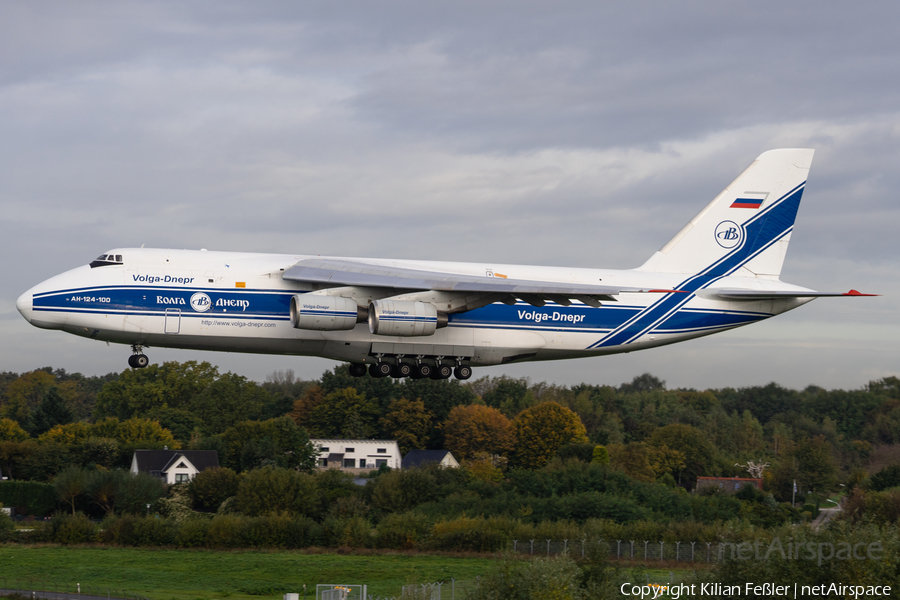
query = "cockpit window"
(90, 253, 124, 268)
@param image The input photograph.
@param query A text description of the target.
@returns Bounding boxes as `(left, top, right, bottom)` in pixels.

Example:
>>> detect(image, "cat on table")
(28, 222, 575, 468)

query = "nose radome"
(16, 289, 33, 323)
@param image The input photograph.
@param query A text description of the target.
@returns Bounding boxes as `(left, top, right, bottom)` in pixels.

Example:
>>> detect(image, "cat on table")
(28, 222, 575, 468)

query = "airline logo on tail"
(714, 220, 742, 248)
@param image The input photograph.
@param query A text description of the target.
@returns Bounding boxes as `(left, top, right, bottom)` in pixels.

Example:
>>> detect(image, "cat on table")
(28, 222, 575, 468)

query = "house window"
(343, 459, 356, 468)
(320, 447, 330, 453)
(377, 448, 387, 454)
(318, 458, 327, 467)
(375, 459, 387, 467)
(175, 473, 190, 483)
(345, 447, 355, 453)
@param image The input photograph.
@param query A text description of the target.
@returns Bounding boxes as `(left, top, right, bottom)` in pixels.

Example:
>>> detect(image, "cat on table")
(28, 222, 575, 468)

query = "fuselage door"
(164, 308, 181, 334)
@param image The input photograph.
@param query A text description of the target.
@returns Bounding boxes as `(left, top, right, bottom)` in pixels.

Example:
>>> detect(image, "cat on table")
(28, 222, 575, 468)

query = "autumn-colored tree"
(648, 444, 686, 478)
(3, 370, 55, 423)
(512, 402, 588, 469)
(380, 398, 432, 455)
(38, 422, 94, 445)
(464, 452, 506, 483)
(441, 404, 515, 460)
(289, 385, 326, 428)
(607, 442, 656, 482)
(0, 418, 29, 442)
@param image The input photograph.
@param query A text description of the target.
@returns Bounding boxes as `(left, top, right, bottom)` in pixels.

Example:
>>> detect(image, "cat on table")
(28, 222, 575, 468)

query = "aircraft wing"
(711, 289, 877, 300)
(283, 258, 679, 307)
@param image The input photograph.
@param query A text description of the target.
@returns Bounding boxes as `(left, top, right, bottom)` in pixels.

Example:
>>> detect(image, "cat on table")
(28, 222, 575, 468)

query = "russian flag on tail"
(730, 198, 764, 209)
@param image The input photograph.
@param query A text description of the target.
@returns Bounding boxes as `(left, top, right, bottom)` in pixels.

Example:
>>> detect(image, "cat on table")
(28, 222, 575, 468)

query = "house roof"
(402, 449, 454, 469)
(132, 450, 219, 473)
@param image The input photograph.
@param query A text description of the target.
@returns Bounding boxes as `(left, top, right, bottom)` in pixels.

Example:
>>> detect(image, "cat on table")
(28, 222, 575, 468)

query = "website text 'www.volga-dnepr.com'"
(619, 582, 892, 599)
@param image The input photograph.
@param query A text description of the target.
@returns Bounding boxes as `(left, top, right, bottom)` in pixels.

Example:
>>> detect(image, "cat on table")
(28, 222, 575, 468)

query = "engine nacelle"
(290, 295, 362, 331)
(368, 300, 447, 337)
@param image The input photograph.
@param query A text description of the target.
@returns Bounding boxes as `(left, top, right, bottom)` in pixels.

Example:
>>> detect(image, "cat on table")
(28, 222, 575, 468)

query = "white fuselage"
(16, 248, 808, 367)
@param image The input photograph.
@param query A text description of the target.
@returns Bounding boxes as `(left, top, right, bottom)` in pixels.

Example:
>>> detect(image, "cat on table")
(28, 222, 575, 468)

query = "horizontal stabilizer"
(710, 288, 878, 300)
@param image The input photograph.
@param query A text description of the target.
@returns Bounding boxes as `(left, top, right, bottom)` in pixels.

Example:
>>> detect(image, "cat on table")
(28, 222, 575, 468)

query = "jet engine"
(290, 295, 364, 331)
(368, 300, 447, 337)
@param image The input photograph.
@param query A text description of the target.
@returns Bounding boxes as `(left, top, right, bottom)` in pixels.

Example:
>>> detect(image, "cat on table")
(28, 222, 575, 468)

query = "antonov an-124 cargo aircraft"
(17, 149, 874, 380)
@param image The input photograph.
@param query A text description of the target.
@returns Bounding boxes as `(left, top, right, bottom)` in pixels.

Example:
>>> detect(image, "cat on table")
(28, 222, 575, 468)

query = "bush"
(374, 511, 432, 549)
(175, 518, 210, 548)
(102, 515, 176, 546)
(429, 516, 514, 552)
(206, 514, 243, 548)
(189, 467, 240, 511)
(322, 515, 372, 548)
(46, 512, 97, 544)
(467, 554, 590, 600)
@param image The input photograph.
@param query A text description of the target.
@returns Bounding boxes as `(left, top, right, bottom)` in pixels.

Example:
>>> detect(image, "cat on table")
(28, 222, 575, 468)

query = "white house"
(310, 439, 402, 473)
(402, 449, 460, 470)
(130, 449, 219, 484)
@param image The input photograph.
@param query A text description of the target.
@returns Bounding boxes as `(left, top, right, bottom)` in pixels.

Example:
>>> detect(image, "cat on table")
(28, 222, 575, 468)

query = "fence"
(0, 579, 152, 600)
(323, 579, 476, 600)
(510, 539, 723, 563)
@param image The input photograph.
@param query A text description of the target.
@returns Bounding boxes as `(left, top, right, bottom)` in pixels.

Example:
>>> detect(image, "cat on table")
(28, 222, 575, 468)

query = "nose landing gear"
(128, 344, 149, 369)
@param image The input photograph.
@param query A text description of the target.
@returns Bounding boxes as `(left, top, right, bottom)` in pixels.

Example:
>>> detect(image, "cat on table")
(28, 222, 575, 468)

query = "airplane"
(16, 148, 874, 380)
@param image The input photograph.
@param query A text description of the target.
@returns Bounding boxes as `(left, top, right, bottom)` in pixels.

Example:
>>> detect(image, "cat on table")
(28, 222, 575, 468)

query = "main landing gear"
(349, 358, 473, 380)
(128, 344, 149, 369)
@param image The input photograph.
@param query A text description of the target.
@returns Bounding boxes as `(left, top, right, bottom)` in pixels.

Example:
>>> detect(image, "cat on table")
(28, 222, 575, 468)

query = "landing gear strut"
(128, 344, 149, 369)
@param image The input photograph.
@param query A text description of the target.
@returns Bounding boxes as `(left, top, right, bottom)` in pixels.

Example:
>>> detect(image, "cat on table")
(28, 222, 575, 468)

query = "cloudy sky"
(1, 2, 897, 390)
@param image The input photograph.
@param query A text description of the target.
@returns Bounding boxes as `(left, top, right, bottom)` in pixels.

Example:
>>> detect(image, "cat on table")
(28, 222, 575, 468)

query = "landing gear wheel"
(369, 362, 392, 378)
(391, 363, 412, 378)
(348, 363, 367, 377)
(431, 364, 453, 380)
(133, 354, 149, 368)
(127, 355, 137, 368)
(415, 363, 432, 379)
(454, 365, 473, 380)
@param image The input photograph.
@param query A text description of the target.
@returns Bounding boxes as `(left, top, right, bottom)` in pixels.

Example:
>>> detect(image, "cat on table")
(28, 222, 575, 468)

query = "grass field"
(0, 545, 496, 599)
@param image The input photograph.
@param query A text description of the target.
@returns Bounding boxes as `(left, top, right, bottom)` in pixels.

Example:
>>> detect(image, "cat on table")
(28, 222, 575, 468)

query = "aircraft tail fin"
(638, 149, 815, 278)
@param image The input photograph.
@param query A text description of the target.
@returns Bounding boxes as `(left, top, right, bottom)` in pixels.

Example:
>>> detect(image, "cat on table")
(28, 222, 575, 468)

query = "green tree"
(793, 435, 837, 494)
(649, 423, 715, 486)
(94, 361, 220, 419)
(29, 387, 75, 436)
(308, 388, 379, 439)
(512, 402, 588, 469)
(380, 398, 432, 455)
(219, 416, 317, 472)
(3, 370, 56, 425)
(115, 471, 166, 515)
(53, 465, 87, 515)
(591, 445, 610, 465)
(481, 376, 529, 414)
(235, 465, 318, 516)
(869, 464, 900, 492)
(86, 468, 126, 515)
(189, 466, 240, 511)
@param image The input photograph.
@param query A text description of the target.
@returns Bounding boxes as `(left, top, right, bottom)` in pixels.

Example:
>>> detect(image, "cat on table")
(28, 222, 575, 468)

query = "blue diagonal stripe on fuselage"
(589, 181, 806, 349)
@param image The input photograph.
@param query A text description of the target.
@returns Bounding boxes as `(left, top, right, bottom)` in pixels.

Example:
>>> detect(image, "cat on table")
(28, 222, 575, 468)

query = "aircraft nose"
(16, 289, 33, 323)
